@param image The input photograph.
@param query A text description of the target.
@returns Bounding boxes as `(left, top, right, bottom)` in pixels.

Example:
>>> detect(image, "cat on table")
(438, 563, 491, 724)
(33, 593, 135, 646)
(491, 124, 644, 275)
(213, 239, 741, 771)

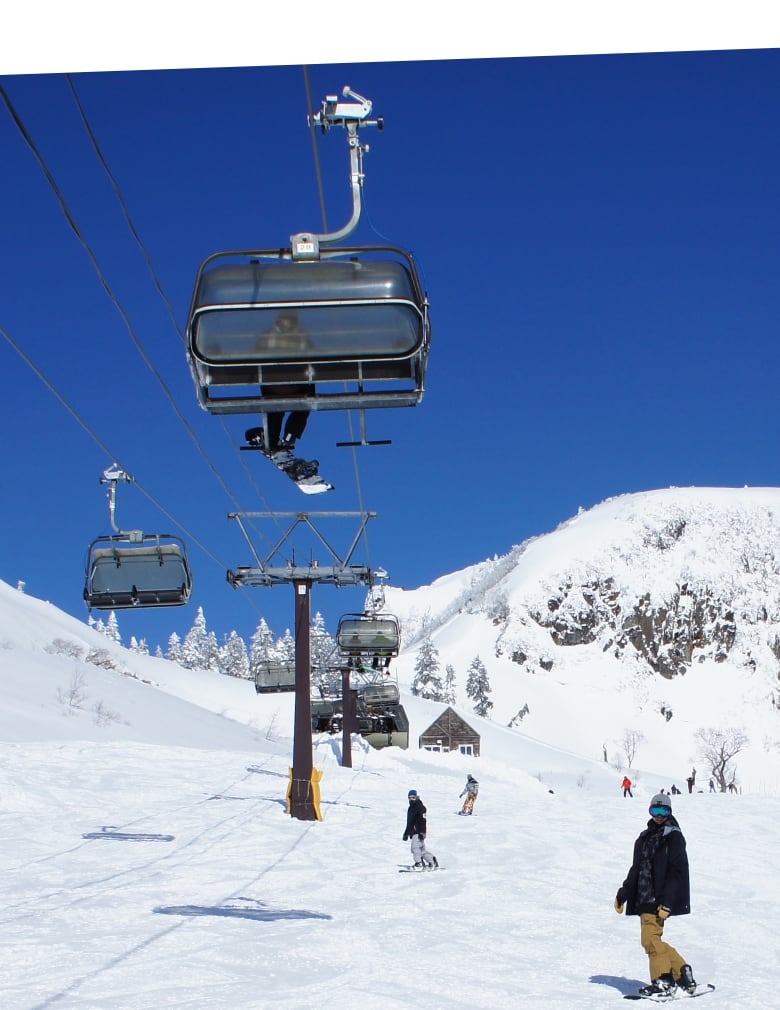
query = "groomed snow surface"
(1, 579, 778, 1009)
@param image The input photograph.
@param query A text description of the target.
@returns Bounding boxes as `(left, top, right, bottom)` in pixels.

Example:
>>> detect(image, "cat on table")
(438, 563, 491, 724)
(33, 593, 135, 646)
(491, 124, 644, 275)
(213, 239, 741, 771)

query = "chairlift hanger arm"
(295, 87, 384, 253)
(99, 464, 137, 536)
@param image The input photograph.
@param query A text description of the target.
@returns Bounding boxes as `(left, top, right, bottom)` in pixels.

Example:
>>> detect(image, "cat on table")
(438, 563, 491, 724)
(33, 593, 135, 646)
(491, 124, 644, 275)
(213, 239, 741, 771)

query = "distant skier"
(670, 784, 681, 795)
(621, 775, 633, 798)
(614, 793, 697, 998)
(709, 778, 716, 793)
(459, 774, 479, 815)
(686, 775, 694, 794)
(402, 789, 438, 869)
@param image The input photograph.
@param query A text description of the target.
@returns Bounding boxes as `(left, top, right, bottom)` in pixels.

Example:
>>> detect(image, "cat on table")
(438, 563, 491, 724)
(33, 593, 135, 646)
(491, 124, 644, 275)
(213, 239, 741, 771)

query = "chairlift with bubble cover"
(185, 87, 431, 439)
(83, 466, 192, 611)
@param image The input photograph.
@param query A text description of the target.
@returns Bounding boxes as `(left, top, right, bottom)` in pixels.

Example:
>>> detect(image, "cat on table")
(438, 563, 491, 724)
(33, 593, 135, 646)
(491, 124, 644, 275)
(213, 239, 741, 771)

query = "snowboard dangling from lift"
(242, 428, 334, 494)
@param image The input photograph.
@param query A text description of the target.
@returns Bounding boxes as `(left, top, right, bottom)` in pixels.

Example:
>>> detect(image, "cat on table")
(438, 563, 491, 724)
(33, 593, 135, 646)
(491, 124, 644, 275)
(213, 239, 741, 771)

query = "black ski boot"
(677, 965, 697, 994)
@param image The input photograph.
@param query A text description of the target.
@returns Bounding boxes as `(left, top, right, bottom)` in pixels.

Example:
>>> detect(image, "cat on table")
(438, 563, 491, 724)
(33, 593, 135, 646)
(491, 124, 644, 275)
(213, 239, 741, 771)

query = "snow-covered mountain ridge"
(387, 487, 780, 789)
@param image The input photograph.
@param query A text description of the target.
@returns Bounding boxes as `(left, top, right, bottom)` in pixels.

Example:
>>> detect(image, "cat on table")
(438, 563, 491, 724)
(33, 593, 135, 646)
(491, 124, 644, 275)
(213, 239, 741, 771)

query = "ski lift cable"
(303, 65, 329, 236)
(64, 73, 297, 542)
(0, 321, 227, 573)
(0, 79, 275, 549)
(3, 77, 290, 569)
(64, 73, 185, 346)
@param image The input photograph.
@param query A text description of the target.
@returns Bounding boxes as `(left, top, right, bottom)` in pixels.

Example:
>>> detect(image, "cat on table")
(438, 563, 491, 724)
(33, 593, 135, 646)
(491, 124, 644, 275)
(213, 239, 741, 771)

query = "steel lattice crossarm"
(226, 511, 378, 588)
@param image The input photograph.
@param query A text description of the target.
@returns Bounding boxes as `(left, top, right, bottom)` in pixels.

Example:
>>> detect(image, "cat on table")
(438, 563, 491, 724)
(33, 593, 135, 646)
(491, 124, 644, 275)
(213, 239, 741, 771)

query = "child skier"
(402, 789, 438, 869)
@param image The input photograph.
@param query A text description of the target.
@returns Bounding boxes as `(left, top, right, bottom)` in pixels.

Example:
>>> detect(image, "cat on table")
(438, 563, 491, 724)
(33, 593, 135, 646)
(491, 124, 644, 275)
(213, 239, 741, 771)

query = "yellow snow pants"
(639, 912, 686, 982)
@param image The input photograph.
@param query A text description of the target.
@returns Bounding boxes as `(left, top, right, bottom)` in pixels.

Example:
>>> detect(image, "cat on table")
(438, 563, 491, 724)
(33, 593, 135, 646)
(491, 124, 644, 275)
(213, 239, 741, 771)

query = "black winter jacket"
(619, 815, 690, 916)
(404, 798, 428, 839)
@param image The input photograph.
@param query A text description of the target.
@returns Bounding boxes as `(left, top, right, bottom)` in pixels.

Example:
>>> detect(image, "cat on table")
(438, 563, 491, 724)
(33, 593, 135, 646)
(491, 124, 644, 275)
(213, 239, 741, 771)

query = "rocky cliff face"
(392, 487, 780, 697)
(491, 491, 780, 687)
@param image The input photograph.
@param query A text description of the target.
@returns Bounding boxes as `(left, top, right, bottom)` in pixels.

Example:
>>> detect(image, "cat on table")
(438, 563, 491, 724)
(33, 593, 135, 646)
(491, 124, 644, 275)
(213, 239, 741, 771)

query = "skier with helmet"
(614, 792, 698, 998)
(402, 789, 438, 870)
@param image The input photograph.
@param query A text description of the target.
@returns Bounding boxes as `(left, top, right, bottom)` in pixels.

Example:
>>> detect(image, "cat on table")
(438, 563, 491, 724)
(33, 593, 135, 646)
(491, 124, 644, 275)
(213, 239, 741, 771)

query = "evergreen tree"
(249, 617, 276, 680)
(444, 663, 457, 705)
(276, 628, 296, 664)
(310, 611, 336, 671)
(205, 629, 221, 672)
(220, 630, 250, 679)
(154, 645, 164, 659)
(166, 631, 183, 664)
(104, 611, 122, 645)
(412, 635, 442, 698)
(466, 655, 493, 717)
(181, 607, 210, 669)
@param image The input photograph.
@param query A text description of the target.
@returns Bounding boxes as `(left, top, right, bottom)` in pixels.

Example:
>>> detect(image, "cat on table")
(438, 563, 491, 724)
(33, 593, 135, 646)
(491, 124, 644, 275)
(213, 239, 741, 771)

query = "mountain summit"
(389, 487, 780, 787)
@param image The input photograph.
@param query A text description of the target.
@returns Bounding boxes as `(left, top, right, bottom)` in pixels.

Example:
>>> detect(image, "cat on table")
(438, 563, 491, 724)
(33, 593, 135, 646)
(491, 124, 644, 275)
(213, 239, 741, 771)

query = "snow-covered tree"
(104, 611, 122, 645)
(310, 611, 336, 670)
(249, 617, 277, 680)
(412, 636, 442, 698)
(166, 631, 183, 664)
(444, 663, 457, 705)
(154, 645, 164, 659)
(205, 629, 221, 672)
(276, 628, 296, 664)
(466, 655, 493, 717)
(16, 580, 25, 593)
(220, 631, 249, 679)
(181, 607, 211, 669)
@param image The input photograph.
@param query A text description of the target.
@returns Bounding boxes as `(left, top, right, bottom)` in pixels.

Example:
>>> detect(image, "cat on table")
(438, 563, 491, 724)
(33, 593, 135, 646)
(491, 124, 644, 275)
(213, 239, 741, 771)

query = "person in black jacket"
(402, 789, 438, 869)
(614, 793, 697, 997)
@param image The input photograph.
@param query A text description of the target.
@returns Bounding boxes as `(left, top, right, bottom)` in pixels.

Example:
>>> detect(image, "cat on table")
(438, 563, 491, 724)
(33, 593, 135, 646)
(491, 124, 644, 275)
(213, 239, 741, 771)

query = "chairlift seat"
(360, 681, 401, 707)
(254, 662, 297, 693)
(84, 536, 192, 610)
(336, 614, 400, 656)
(186, 248, 430, 414)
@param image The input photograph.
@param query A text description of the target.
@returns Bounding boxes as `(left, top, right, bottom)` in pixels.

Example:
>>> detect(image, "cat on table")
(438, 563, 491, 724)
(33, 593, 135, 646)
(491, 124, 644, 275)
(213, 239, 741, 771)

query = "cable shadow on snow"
(590, 974, 646, 995)
(247, 765, 289, 778)
(82, 828, 175, 842)
(154, 899, 332, 922)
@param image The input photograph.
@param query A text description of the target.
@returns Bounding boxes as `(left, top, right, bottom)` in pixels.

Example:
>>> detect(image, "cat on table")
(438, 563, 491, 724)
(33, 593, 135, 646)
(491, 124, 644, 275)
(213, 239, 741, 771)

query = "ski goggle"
(649, 805, 671, 817)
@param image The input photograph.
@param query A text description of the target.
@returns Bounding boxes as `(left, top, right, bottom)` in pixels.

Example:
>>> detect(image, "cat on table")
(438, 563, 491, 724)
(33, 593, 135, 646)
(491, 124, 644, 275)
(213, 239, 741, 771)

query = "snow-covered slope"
(1, 560, 778, 1010)
(388, 488, 780, 791)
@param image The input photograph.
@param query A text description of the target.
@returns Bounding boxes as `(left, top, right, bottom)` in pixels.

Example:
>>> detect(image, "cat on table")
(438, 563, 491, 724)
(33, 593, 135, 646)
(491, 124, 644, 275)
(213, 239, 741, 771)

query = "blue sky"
(2, 40, 780, 652)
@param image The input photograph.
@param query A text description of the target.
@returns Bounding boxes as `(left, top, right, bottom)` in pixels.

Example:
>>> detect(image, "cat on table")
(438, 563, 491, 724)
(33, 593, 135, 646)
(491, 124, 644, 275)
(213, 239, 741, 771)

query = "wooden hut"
(418, 707, 480, 756)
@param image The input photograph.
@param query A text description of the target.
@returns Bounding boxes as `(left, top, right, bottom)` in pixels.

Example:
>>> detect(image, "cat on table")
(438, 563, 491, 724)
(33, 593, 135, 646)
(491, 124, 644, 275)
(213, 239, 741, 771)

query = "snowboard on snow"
(242, 428, 334, 494)
(624, 983, 715, 1001)
(398, 864, 445, 873)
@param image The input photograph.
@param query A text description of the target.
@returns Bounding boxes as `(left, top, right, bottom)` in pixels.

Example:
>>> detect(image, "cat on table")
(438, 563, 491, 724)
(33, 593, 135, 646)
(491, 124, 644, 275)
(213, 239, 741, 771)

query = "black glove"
(614, 887, 627, 913)
(403, 833, 408, 841)
(417, 833, 425, 841)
